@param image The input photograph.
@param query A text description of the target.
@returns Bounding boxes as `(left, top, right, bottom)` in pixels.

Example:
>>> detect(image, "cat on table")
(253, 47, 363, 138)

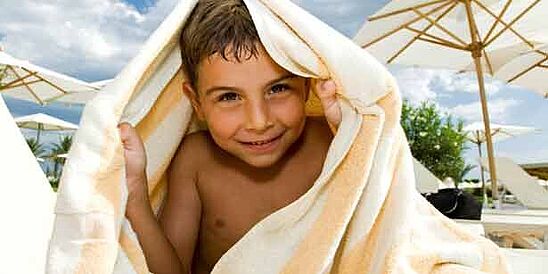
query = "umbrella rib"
(507, 56, 547, 83)
(43, 92, 75, 105)
(411, 7, 467, 47)
(6, 65, 44, 105)
(479, 0, 513, 43)
(387, 1, 459, 64)
(481, 0, 541, 49)
(473, 0, 528, 47)
(369, 0, 450, 21)
(0, 66, 39, 90)
(2, 79, 43, 89)
(481, 44, 494, 75)
(405, 27, 467, 50)
(364, 1, 454, 48)
(21, 66, 68, 95)
(415, 36, 467, 51)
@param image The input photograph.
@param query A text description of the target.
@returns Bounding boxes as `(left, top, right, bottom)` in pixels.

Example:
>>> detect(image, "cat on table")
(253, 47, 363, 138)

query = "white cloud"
(435, 72, 503, 95)
(293, 0, 386, 36)
(0, 0, 178, 81)
(388, 65, 510, 107)
(391, 67, 439, 104)
(448, 98, 521, 123)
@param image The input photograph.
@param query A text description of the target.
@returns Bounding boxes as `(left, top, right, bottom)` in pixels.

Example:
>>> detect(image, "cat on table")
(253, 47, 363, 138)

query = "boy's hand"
(119, 123, 149, 212)
(315, 80, 341, 131)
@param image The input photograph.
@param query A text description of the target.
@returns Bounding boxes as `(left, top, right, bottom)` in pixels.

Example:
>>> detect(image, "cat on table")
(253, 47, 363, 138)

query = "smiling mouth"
(240, 134, 282, 146)
(238, 133, 284, 152)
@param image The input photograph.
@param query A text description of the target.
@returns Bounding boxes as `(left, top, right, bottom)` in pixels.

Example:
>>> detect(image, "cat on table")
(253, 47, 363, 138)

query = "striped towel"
(46, 0, 510, 273)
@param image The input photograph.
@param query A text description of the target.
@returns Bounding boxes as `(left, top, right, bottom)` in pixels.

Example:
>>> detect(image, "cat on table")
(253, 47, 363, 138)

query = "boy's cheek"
(270, 99, 306, 125)
(205, 110, 242, 135)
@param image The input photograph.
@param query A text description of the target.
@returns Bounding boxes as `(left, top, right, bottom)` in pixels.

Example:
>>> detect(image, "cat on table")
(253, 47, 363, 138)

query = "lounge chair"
(480, 157, 548, 209)
(413, 157, 442, 193)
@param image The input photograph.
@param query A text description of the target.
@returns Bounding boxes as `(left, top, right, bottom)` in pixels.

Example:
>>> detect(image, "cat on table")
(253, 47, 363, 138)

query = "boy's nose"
(245, 100, 273, 132)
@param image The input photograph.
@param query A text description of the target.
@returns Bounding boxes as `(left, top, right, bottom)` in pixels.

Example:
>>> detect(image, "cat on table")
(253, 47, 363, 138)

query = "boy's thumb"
(316, 80, 337, 99)
(119, 123, 137, 147)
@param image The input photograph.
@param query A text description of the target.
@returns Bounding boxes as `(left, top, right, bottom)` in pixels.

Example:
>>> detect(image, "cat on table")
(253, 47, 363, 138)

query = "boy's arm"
(159, 135, 203, 272)
(120, 124, 185, 274)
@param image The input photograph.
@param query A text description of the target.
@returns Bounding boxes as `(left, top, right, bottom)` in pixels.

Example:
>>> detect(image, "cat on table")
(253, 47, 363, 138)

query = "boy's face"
(184, 46, 309, 168)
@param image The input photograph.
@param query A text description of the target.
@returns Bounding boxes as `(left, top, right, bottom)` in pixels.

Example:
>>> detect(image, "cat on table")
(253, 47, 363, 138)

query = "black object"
(423, 188, 482, 220)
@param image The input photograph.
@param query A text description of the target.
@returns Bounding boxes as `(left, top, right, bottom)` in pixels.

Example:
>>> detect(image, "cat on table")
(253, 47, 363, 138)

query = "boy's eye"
(269, 84, 290, 95)
(218, 92, 240, 101)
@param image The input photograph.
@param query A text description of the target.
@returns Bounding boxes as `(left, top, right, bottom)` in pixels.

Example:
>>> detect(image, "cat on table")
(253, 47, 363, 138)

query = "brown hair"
(180, 0, 261, 87)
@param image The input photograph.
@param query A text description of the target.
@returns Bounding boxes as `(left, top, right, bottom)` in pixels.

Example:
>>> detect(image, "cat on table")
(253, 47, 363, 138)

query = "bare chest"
(193, 163, 319, 270)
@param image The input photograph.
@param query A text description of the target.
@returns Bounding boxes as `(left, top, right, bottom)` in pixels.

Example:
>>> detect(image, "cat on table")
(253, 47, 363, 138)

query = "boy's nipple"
(214, 218, 226, 228)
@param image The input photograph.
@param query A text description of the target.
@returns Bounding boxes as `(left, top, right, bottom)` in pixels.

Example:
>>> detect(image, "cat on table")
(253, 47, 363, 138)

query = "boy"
(120, 0, 340, 273)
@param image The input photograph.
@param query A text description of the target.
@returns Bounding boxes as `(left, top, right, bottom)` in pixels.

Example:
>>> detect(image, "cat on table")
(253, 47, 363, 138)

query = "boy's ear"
(182, 82, 205, 120)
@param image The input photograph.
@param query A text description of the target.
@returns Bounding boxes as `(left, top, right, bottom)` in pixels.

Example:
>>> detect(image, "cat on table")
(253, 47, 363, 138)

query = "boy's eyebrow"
(264, 74, 298, 87)
(203, 74, 298, 96)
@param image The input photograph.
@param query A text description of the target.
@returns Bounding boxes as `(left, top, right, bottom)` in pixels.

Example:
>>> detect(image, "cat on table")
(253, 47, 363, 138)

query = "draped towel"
(46, 0, 510, 273)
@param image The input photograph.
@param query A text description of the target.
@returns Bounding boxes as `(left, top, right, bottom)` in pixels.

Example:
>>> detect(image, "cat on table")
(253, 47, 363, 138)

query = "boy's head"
(180, 0, 260, 87)
(180, 0, 311, 168)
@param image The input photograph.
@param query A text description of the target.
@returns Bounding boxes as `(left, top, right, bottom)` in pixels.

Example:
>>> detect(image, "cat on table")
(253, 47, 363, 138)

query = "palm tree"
(48, 135, 73, 188)
(25, 137, 47, 158)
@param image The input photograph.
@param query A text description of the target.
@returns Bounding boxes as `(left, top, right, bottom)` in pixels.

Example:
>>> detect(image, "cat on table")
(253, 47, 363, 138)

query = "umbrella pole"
(472, 56, 498, 203)
(477, 140, 488, 207)
(36, 123, 42, 143)
(465, 0, 498, 204)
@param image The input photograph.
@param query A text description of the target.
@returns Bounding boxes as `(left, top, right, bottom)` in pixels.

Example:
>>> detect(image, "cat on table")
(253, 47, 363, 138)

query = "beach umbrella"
(493, 45, 548, 98)
(14, 113, 78, 143)
(354, 0, 548, 199)
(0, 49, 100, 105)
(464, 121, 538, 204)
(464, 121, 538, 144)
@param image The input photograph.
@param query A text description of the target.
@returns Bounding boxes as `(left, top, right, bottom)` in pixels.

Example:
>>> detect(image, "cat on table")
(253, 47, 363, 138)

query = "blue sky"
(123, 0, 156, 12)
(1, 0, 546, 178)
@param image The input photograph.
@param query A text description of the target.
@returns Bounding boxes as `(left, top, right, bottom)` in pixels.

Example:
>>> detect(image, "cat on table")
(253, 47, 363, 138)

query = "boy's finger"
(118, 123, 139, 147)
(118, 123, 131, 141)
(316, 80, 337, 98)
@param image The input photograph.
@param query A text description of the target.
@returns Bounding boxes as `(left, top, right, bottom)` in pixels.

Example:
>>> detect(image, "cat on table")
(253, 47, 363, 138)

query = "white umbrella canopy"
(14, 113, 79, 131)
(0, 50, 100, 105)
(354, 0, 548, 74)
(14, 113, 78, 143)
(464, 121, 539, 144)
(354, 0, 548, 200)
(493, 45, 548, 98)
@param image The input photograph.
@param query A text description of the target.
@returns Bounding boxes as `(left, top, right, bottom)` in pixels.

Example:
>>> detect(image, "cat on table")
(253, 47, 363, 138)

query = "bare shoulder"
(167, 130, 218, 192)
(170, 131, 213, 170)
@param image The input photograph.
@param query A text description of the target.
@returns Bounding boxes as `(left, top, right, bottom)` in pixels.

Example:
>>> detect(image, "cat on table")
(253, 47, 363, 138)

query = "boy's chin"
(237, 153, 283, 169)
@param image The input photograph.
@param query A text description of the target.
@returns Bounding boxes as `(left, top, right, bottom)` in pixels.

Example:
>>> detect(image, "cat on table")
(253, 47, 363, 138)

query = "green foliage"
(401, 100, 473, 182)
(24, 134, 74, 191)
(47, 135, 73, 190)
(25, 137, 47, 158)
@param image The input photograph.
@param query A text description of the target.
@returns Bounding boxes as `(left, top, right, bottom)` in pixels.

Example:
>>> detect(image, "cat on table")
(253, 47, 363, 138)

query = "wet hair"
(180, 0, 261, 87)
